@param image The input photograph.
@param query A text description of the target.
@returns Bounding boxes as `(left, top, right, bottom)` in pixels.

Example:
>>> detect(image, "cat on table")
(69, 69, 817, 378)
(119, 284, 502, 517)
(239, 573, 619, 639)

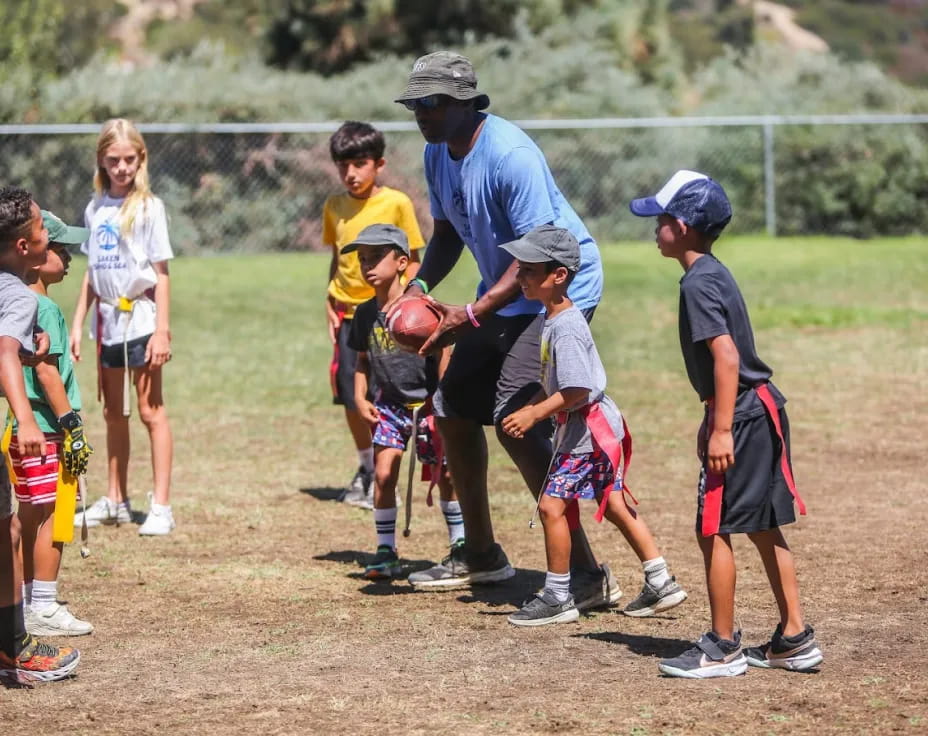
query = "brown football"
(388, 298, 441, 352)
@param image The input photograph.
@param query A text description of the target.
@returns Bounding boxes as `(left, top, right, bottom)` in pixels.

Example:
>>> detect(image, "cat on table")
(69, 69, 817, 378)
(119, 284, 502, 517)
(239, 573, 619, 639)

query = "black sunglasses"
(402, 95, 444, 111)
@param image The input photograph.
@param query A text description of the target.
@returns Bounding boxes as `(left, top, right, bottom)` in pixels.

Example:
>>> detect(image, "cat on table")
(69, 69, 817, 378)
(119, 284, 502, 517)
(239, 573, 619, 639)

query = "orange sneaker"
(0, 635, 80, 683)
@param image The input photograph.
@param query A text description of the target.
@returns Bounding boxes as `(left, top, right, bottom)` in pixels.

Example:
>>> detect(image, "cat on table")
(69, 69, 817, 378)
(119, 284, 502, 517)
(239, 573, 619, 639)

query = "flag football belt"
(2, 410, 79, 542)
(557, 401, 637, 526)
(700, 382, 806, 537)
(97, 291, 152, 416)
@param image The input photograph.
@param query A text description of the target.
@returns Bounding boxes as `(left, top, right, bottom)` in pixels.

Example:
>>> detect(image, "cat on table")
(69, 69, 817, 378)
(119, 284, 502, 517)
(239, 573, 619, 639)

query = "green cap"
(395, 51, 490, 110)
(42, 210, 89, 249)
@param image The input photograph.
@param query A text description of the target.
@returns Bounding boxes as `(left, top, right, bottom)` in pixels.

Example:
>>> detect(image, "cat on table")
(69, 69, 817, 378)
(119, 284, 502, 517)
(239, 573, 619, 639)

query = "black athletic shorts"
(332, 319, 359, 410)
(433, 313, 545, 426)
(100, 334, 151, 369)
(696, 405, 797, 535)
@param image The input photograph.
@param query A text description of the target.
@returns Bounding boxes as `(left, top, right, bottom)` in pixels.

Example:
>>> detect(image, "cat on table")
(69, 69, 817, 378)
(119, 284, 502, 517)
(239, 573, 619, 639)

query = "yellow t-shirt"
(324, 186, 425, 318)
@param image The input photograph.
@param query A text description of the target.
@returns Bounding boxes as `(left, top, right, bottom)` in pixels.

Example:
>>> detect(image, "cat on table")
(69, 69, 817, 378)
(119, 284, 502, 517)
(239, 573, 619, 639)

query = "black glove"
(59, 412, 93, 476)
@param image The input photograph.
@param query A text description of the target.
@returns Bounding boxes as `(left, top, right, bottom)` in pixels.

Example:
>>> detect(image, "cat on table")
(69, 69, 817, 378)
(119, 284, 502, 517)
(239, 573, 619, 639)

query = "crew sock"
(374, 507, 397, 549)
(643, 556, 670, 589)
(440, 500, 465, 543)
(544, 571, 571, 604)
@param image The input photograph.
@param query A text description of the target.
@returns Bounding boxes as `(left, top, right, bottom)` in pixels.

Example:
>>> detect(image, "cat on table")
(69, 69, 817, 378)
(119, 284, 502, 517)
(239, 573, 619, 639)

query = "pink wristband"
(465, 303, 481, 328)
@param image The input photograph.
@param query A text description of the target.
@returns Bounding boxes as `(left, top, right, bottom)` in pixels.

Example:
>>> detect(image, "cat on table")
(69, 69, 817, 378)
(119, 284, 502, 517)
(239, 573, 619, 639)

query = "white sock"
(151, 502, 171, 514)
(544, 571, 571, 604)
(23, 582, 32, 606)
(374, 507, 397, 549)
(643, 556, 670, 589)
(440, 500, 465, 544)
(358, 447, 374, 473)
(31, 579, 57, 612)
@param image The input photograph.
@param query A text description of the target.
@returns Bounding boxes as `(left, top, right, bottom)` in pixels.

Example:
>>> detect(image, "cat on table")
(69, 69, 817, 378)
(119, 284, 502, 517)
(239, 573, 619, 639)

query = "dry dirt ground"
(1, 308, 926, 733)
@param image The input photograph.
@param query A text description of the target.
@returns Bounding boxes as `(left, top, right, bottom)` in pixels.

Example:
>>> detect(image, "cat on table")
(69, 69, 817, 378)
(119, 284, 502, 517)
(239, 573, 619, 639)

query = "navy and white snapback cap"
(629, 170, 732, 237)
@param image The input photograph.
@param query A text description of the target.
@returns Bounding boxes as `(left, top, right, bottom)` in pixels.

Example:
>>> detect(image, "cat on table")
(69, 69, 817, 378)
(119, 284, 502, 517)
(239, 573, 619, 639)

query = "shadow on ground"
(577, 631, 693, 658)
(300, 487, 344, 501)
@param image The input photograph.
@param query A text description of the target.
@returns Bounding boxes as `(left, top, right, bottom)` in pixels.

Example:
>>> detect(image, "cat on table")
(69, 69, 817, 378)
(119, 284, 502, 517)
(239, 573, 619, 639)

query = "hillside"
(101, 0, 928, 86)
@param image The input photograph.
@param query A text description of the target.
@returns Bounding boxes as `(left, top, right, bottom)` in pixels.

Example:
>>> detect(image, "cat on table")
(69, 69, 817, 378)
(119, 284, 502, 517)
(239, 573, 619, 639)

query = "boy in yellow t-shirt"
(323, 121, 424, 508)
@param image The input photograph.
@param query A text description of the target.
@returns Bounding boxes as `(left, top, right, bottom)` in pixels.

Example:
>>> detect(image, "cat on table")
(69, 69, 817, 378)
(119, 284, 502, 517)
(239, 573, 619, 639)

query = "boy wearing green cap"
(12, 210, 94, 637)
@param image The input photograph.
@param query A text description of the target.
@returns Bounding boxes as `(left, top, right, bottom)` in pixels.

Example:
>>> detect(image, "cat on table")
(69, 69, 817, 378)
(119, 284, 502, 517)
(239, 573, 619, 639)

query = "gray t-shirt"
(541, 305, 624, 455)
(0, 271, 38, 399)
(678, 254, 784, 420)
(348, 297, 438, 406)
(0, 271, 38, 351)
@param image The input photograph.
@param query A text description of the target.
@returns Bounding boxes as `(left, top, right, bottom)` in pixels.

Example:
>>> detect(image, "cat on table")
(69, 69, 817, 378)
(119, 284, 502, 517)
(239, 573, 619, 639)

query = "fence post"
(763, 120, 776, 236)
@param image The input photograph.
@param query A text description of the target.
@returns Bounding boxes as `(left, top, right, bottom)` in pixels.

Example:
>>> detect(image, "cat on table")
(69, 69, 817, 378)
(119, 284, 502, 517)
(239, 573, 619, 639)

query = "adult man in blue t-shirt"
(391, 52, 617, 609)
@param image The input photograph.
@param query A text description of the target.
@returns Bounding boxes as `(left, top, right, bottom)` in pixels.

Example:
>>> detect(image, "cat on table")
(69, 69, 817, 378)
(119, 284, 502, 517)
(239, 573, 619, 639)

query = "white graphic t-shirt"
(82, 194, 173, 346)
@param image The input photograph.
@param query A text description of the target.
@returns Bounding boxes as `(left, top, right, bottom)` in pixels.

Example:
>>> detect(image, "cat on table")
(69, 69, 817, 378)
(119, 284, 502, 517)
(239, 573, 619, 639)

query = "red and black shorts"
(696, 406, 797, 535)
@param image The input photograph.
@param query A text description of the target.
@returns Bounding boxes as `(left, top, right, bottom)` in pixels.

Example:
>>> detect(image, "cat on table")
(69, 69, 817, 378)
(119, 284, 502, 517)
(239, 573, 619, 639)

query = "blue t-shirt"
(424, 114, 603, 317)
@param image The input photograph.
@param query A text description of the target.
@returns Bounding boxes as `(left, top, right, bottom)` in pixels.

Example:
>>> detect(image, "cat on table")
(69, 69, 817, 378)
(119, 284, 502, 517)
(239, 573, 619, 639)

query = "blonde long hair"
(94, 118, 153, 237)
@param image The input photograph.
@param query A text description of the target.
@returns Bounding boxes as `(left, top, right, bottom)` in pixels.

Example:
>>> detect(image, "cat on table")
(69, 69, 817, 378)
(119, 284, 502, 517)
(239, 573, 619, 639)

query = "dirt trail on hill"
(753, 0, 829, 52)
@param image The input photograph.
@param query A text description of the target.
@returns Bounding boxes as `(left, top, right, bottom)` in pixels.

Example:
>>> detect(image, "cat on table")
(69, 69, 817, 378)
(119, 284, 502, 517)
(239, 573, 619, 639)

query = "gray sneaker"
(408, 540, 515, 589)
(340, 466, 374, 509)
(623, 576, 688, 617)
(744, 624, 823, 671)
(508, 590, 580, 627)
(571, 563, 622, 611)
(659, 630, 747, 679)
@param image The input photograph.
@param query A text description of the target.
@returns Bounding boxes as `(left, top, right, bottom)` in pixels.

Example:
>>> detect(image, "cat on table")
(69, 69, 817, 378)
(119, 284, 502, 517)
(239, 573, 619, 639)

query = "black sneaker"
(571, 563, 623, 611)
(658, 631, 748, 679)
(364, 546, 401, 580)
(508, 590, 579, 627)
(622, 576, 688, 617)
(744, 624, 823, 671)
(407, 540, 514, 589)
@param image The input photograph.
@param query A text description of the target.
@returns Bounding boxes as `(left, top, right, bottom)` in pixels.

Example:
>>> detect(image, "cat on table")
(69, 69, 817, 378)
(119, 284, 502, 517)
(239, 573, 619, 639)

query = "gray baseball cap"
(499, 225, 581, 272)
(394, 51, 490, 110)
(340, 223, 410, 256)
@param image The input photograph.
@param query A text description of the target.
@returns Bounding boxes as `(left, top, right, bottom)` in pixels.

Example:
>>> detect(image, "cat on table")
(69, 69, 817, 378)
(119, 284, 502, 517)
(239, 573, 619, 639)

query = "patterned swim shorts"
(373, 401, 445, 467)
(543, 448, 621, 500)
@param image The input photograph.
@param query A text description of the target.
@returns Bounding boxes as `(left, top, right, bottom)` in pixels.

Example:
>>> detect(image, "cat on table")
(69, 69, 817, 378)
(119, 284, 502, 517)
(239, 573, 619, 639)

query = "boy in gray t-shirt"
(0, 185, 80, 683)
(499, 225, 686, 627)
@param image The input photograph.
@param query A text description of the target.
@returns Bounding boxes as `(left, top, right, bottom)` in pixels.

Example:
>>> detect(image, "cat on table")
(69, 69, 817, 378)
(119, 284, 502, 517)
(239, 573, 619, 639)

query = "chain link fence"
(2, 115, 927, 253)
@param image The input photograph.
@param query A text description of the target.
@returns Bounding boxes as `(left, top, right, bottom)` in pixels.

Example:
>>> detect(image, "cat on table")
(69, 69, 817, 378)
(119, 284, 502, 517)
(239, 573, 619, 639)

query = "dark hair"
(329, 121, 385, 162)
(0, 185, 35, 247)
(543, 259, 576, 286)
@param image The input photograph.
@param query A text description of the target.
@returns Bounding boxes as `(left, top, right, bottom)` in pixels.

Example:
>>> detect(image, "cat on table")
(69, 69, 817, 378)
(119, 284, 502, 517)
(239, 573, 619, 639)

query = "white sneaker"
(74, 497, 131, 528)
(27, 603, 94, 637)
(138, 501, 175, 536)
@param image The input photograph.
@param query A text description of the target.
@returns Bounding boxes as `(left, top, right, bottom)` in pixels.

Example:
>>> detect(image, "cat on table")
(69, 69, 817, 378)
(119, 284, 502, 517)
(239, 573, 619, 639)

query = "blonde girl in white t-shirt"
(70, 118, 175, 536)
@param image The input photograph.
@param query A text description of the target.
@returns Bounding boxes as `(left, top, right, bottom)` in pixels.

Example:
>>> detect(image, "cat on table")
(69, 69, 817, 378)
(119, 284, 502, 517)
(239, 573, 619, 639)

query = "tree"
(264, 0, 597, 74)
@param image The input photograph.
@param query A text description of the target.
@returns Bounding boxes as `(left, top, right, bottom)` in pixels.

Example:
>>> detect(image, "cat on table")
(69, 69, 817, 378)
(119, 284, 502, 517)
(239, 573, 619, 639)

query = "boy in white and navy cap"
(630, 171, 823, 678)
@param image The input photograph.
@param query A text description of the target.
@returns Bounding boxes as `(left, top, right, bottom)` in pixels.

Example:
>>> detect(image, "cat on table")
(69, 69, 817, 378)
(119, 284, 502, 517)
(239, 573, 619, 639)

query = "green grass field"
(5, 236, 927, 734)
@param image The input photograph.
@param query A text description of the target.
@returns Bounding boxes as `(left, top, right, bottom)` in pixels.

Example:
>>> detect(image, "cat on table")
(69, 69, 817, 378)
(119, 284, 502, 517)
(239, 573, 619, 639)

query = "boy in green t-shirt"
(11, 211, 94, 637)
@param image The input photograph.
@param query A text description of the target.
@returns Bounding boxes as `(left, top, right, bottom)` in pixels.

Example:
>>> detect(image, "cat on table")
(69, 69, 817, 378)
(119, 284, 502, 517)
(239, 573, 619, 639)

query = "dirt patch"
(1, 325, 926, 734)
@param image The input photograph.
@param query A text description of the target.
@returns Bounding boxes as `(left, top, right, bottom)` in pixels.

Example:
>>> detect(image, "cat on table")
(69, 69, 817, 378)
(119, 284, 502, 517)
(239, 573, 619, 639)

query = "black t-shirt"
(678, 254, 784, 420)
(347, 297, 438, 406)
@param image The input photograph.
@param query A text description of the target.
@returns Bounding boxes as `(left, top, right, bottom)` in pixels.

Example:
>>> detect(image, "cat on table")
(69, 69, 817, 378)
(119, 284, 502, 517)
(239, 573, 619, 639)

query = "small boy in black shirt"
(630, 171, 823, 679)
(346, 224, 462, 580)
